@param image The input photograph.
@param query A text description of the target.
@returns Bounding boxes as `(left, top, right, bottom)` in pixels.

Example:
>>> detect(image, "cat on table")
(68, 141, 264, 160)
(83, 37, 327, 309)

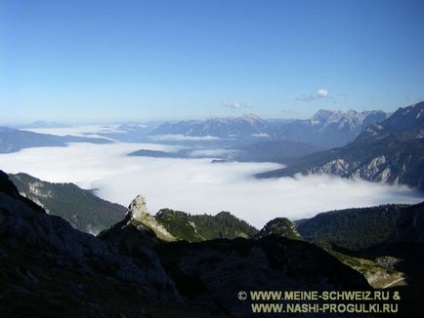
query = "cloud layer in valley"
(0, 142, 422, 228)
(22, 125, 126, 138)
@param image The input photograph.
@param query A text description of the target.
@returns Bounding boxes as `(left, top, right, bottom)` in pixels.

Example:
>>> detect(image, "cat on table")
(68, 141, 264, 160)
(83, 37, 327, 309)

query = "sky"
(0, 142, 421, 228)
(1, 0, 424, 124)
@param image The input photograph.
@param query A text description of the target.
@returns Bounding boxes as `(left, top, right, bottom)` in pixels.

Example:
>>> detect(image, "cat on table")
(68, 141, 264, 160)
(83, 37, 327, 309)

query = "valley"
(1, 102, 423, 228)
(1, 101, 424, 316)
(4, 1, 423, 315)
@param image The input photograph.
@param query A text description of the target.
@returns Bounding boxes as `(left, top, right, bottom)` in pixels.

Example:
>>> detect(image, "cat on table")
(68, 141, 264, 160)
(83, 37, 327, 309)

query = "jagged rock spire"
(121, 195, 176, 241)
(127, 195, 149, 221)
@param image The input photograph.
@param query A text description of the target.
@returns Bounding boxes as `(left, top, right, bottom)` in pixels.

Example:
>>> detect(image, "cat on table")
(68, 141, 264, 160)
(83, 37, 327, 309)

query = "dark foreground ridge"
(1, 170, 373, 317)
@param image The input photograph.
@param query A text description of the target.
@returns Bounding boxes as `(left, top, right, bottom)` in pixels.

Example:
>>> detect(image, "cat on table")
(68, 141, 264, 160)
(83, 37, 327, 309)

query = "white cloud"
(0, 143, 422, 229)
(317, 89, 329, 98)
(222, 100, 251, 109)
(22, 125, 125, 137)
(251, 133, 270, 138)
(296, 89, 330, 102)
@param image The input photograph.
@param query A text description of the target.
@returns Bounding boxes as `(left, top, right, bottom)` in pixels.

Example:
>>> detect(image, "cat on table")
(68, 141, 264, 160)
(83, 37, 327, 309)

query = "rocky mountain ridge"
(0, 170, 373, 317)
(150, 109, 388, 148)
(258, 101, 424, 189)
(101, 195, 259, 242)
(275, 109, 389, 148)
(151, 113, 269, 140)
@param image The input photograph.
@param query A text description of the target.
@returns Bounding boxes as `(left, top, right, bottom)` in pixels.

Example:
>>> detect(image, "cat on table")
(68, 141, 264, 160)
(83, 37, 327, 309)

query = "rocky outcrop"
(255, 217, 302, 240)
(127, 195, 177, 241)
(98, 195, 177, 245)
(128, 195, 149, 219)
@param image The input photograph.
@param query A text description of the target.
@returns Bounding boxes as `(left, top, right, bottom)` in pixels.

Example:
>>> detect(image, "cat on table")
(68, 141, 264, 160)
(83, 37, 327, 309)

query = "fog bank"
(0, 143, 422, 228)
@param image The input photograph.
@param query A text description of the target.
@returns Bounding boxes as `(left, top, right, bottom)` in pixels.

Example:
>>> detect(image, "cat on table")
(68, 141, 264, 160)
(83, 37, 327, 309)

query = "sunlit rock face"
(127, 195, 149, 220)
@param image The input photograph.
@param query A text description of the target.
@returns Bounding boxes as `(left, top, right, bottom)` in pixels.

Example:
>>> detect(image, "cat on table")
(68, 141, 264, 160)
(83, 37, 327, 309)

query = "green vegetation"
(248, 215, 399, 287)
(10, 173, 126, 234)
(296, 204, 405, 251)
(155, 209, 258, 242)
(255, 217, 303, 240)
(293, 204, 424, 288)
(313, 241, 402, 288)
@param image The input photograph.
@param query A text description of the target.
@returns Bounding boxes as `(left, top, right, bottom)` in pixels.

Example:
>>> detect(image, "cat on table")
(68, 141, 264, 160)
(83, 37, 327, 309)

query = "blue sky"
(1, 0, 423, 124)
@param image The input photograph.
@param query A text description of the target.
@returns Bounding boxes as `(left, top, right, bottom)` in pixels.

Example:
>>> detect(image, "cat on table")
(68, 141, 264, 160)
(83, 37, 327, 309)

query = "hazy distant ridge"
(150, 109, 389, 148)
(258, 101, 424, 190)
(0, 126, 111, 153)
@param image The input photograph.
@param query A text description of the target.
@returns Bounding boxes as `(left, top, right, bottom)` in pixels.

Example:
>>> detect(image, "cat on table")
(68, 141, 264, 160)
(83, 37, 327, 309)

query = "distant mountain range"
(16, 121, 72, 129)
(0, 126, 111, 153)
(258, 101, 424, 190)
(95, 123, 159, 142)
(2, 108, 391, 158)
(151, 113, 270, 140)
(149, 110, 389, 149)
(131, 109, 389, 162)
(274, 109, 389, 148)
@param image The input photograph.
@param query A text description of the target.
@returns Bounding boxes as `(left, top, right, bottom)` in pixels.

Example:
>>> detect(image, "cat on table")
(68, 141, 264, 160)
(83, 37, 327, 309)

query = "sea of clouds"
(0, 142, 422, 228)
